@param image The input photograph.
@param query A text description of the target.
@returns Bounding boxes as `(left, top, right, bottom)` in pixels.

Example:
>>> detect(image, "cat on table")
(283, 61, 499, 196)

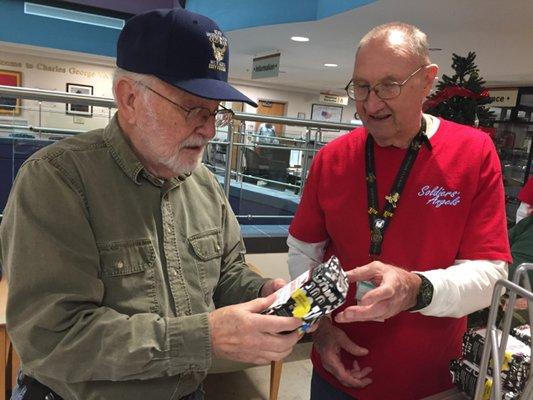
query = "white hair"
(112, 67, 155, 102)
(358, 22, 430, 64)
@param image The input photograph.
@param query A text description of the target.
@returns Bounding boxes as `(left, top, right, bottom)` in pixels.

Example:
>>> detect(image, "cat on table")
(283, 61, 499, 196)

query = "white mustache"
(180, 136, 209, 149)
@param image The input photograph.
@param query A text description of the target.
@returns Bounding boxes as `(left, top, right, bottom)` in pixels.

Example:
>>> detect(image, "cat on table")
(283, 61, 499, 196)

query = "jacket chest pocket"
(188, 229, 223, 305)
(98, 239, 159, 315)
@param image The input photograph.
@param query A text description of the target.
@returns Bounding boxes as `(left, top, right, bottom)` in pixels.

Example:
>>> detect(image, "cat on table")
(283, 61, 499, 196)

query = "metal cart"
(474, 263, 533, 399)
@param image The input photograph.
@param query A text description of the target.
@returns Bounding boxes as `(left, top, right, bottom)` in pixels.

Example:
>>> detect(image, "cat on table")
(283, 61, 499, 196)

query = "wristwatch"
(410, 273, 434, 311)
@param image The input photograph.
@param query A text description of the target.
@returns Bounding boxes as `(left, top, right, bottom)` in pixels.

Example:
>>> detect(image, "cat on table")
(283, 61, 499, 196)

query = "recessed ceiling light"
(291, 36, 309, 42)
(324, 63, 338, 67)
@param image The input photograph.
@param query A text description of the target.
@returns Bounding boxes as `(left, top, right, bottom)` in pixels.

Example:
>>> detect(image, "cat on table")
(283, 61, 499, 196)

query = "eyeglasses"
(344, 65, 427, 101)
(137, 82, 234, 127)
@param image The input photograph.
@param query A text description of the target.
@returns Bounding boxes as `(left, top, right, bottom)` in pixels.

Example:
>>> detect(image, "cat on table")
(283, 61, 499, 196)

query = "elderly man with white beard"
(0, 8, 302, 400)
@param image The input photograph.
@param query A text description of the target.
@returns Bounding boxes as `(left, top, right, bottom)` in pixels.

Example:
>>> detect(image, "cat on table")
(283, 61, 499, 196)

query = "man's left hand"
(260, 278, 286, 297)
(335, 261, 421, 323)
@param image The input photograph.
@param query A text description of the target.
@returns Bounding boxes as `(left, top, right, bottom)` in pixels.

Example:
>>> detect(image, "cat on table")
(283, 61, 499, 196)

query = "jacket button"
(45, 394, 55, 400)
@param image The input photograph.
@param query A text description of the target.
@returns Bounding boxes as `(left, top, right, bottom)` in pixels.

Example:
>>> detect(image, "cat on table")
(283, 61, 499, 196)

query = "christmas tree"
(424, 51, 494, 129)
(425, 53, 498, 330)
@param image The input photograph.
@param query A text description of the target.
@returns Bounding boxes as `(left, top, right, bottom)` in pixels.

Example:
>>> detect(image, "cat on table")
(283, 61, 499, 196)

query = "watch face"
(410, 274, 434, 311)
(419, 275, 434, 308)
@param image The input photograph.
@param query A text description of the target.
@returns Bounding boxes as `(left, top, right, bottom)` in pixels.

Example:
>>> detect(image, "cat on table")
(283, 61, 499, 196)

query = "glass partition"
(0, 86, 358, 235)
(490, 87, 533, 224)
(0, 96, 115, 213)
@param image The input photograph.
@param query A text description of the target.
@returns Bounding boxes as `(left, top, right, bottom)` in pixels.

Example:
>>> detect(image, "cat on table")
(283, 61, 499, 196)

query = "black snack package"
(449, 359, 520, 400)
(512, 324, 531, 346)
(262, 255, 348, 333)
(461, 328, 530, 392)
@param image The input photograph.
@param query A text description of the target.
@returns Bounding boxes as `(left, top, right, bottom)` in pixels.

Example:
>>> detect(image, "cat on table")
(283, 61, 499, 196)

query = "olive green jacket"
(0, 116, 267, 400)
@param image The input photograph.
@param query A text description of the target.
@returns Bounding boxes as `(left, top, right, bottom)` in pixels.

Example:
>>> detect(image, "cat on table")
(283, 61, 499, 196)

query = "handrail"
(0, 123, 85, 136)
(0, 84, 360, 131)
(0, 84, 361, 219)
(0, 84, 115, 108)
(233, 111, 359, 130)
(236, 131, 307, 144)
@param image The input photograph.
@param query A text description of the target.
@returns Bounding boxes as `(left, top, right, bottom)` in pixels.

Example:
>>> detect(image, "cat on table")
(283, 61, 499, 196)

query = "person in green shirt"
(508, 215, 533, 282)
(0, 8, 302, 400)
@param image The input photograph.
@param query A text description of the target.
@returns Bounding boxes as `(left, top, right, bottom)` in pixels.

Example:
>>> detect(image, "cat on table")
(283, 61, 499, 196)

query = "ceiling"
(3, 0, 531, 98)
(225, 0, 533, 95)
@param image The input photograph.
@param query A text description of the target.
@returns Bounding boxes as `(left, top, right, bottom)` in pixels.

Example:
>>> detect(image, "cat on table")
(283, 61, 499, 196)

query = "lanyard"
(365, 117, 431, 256)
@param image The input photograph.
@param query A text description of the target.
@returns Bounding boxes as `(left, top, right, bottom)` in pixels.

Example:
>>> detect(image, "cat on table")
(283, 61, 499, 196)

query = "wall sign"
(252, 53, 280, 79)
(319, 93, 348, 106)
(487, 89, 518, 108)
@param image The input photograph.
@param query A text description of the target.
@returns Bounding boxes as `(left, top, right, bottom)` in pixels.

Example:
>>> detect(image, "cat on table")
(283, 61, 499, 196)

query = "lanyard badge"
(365, 117, 430, 256)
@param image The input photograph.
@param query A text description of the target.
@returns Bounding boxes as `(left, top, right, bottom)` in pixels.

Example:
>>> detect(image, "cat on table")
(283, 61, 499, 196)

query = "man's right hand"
(313, 317, 372, 388)
(209, 294, 302, 364)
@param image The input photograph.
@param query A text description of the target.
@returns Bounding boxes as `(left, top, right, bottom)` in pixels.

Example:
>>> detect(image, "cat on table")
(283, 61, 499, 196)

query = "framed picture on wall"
(311, 104, 343, 130)
(66, 83, 93, 116)
(0, 69, 22, 115)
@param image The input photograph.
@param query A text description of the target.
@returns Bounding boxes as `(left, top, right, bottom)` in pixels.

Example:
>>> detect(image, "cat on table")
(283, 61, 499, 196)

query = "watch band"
(410, 273, 434, 311)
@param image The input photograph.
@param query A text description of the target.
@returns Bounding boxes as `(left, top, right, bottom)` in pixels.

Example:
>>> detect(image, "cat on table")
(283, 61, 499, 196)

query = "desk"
(0, 279, 19, 400)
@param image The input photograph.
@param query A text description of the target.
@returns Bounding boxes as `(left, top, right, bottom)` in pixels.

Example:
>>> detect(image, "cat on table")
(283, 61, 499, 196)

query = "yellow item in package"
(262, 255, 348, 332)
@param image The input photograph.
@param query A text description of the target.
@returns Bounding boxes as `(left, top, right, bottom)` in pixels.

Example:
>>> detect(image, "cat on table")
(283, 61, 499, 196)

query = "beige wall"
(0, 49, 115, 132)
(233, 82, 357, 142)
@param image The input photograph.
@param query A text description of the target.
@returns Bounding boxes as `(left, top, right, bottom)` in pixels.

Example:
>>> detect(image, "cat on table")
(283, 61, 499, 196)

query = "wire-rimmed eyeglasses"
(344, 65, 428, 101)
(136, 82, 234, 127)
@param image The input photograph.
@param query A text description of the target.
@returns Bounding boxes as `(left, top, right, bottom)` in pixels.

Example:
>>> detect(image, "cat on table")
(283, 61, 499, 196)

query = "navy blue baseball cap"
(117, 8, 257, 107)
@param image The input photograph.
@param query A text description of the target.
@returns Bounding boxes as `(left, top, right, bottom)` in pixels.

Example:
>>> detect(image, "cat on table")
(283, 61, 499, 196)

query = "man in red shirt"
(288, 22, 511, 400)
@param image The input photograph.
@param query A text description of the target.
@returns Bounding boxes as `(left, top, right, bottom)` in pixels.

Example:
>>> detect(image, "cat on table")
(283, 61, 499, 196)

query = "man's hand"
(313, 317, 372, 388)
(260, 278, 286, 297)
(209, 294, 302, 364)
(335, 261, 421, 323)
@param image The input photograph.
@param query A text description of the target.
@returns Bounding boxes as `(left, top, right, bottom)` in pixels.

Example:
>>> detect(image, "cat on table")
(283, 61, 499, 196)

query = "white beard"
(136, 108, 207, 176)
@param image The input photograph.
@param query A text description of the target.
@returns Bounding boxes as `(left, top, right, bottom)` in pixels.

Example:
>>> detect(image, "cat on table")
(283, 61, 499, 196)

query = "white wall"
(0, 48, 357, 141)
(0, 49, 115, 133)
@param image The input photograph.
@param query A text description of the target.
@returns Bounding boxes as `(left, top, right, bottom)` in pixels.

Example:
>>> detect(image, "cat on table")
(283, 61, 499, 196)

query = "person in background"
(0, 8, 302, 400)
(509, 178, 533, 281)
(505, 177, 533, 328)
(288, 22, 511, 400)
(257, 122, 279, 144)
(516, 176, 533, 224)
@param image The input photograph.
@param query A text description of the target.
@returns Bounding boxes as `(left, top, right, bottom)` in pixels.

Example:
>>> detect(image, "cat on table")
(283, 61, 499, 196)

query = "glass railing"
(0, 85, 360, 229)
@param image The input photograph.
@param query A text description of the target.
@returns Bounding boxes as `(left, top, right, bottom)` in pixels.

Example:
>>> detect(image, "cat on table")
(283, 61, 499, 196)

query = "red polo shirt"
(289, 119, 511, 400)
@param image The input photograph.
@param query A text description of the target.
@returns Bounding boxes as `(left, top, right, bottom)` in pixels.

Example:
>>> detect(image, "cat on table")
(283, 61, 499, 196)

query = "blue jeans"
(310, 370, 356, 400)
(182, 386, 204, 400)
